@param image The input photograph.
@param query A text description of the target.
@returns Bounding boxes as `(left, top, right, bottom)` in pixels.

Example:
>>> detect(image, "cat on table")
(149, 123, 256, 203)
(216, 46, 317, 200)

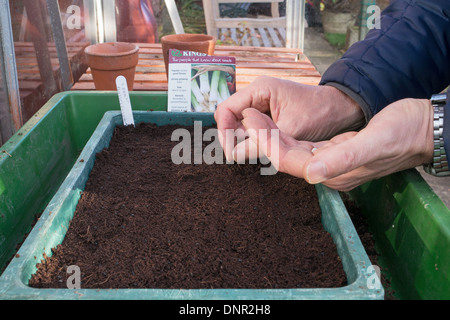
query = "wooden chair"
(202, 0, 287, 48)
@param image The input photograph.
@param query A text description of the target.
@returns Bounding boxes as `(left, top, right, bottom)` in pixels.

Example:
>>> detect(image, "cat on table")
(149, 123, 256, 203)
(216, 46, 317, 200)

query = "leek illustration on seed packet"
(167, 49, 236, 112)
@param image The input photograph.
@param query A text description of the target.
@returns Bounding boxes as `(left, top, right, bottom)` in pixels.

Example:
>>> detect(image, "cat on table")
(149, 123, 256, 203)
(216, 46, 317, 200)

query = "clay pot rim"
(85, 42, 139, 58)
(160, 34, 216, 45)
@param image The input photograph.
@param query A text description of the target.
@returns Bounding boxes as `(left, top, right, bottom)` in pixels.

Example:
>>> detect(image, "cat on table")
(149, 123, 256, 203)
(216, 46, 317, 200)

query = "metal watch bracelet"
(423, 93, 450, 177)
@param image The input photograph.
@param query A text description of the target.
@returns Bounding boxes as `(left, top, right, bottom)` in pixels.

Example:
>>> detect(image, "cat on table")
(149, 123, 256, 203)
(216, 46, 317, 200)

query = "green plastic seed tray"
(0, 111, 383, 300)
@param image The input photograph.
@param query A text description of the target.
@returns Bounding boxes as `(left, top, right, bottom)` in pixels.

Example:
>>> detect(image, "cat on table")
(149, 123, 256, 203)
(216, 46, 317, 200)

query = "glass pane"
(10, 0, 55, 122)
(219, 1, 285, 18)
(160, 0, 206, 36)
(9, 0, 88, 123)
(115, 0, 160, 43)
(59, 0, 87, 43)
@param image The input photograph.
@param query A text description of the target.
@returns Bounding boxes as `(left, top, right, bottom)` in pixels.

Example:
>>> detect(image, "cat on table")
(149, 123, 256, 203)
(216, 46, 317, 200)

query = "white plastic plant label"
(116, 75, 135, 127)
(167, 50, 236, 112)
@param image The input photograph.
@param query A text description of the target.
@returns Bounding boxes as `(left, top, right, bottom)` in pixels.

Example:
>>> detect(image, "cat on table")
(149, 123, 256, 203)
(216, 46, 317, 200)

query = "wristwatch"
(423, 93, 449, 176)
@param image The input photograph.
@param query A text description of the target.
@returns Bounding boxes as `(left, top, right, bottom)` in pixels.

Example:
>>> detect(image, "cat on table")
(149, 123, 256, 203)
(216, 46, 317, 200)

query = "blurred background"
(1, 0, 391, 145)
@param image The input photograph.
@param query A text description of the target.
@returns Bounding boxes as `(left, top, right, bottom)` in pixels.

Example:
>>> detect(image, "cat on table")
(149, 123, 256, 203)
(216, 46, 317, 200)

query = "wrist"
(317, 85, 366, 138)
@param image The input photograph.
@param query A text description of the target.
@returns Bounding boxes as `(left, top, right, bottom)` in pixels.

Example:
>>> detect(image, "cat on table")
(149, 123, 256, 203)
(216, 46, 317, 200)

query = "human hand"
(241, 98, 434, 191)
(214, 76, 365, 162)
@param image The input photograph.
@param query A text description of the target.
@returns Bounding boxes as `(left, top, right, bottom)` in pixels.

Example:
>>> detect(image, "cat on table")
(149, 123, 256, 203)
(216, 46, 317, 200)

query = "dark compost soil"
(29, 123, 347, 289)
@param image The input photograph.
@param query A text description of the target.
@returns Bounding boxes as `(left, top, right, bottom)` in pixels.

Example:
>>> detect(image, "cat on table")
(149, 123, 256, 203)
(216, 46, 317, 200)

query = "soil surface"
(29, 123, 347, 289)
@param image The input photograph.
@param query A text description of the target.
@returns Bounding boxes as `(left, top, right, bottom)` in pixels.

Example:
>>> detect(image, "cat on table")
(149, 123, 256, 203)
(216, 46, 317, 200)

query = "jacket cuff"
(322, 82, 373, 125)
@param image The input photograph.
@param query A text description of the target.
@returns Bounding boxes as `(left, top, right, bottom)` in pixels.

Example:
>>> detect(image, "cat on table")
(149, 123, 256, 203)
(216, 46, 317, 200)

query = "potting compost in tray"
(29, 123, 347, 289)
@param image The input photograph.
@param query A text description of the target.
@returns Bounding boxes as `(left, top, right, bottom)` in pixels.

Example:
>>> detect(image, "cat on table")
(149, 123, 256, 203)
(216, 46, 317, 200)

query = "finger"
(215, 116, 242, 162)
(235, 109, 324, 163)
(304, 130, 384, 184)
(241, 109, 315, 177)
(242, 108, 279, 131)
(329, 131, 358, 143)
(241, 108, 281, 161)
(309, 132, 357, 154)
(320, 162, 394, 191)
(233, 138, 260, 163)
(310, 141, 329, 154)
(321, 171, 369, 192)
(232, 108, 281, 163)
(215, 80, 271, 160)
(215, 79, 271, 126)
(216, 120, 247, 162)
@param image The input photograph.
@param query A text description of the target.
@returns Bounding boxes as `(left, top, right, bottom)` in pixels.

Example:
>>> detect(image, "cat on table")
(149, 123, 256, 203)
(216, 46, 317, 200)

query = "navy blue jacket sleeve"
(445, 92, 450, 167)
(320, 0, 450, 164)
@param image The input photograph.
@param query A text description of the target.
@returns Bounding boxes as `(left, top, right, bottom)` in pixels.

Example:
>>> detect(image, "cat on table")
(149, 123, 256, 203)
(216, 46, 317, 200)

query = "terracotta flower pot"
(84, 42, 139, 91)
(161, 34, 216, 77)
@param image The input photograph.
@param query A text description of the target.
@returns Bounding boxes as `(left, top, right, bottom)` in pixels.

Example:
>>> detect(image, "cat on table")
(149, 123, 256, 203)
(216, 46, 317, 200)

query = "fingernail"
(241, 118, 249, 129)
(231, 148, 236, 162)
(225, 153, 233, 164)
(307, 161, 327, 184)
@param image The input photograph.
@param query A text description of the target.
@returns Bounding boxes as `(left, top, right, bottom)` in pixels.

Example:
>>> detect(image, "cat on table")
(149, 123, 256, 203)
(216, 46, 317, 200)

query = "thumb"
(304, 132, 378, 184)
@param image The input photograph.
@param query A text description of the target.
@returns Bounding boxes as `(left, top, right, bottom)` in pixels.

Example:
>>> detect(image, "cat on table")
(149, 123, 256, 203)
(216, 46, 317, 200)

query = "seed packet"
(167, 49, 236, 112)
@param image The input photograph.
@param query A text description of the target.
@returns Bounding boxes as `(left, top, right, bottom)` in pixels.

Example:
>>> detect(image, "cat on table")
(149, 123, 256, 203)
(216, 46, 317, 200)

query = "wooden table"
(15, 41, 89, 122)
(71, 43, 322, 91)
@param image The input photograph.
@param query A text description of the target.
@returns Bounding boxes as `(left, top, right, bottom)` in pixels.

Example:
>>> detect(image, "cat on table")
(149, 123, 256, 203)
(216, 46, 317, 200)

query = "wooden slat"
(218, 27, 286, 48)
(15, 41, 89, 122)
(71, 44, 321, 91)
(119, 43, 312, 63)
(267, 28, 283, 47)
(204, 0, 288, 48)
(239, 27, 251, 47)
(278, 27, 286, 41)
(214, 17, 286, 29)
(258, 28, 272, 47)
(249, 28, 262, 47)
